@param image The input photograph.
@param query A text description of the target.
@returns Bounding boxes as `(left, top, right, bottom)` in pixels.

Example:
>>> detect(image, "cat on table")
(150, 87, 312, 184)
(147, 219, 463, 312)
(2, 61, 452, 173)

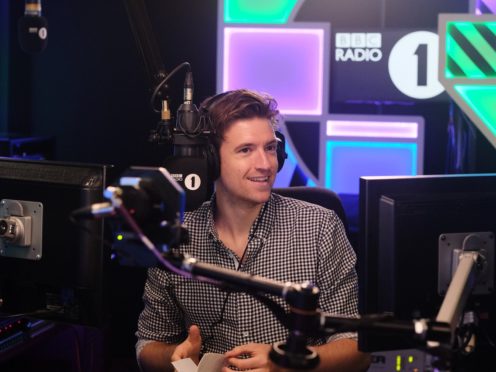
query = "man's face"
(216, 117, 278, 208)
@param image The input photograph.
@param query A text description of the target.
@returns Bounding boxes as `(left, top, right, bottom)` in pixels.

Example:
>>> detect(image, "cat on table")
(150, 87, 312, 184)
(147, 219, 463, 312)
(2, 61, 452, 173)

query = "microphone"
(71, 202, 116, 220)
(162, 70, 214, 211)
(71, 185, 155, 222)
(147, 65, 214, 211)
(176, 71, 200, 135)
(18, 0, 48, 54)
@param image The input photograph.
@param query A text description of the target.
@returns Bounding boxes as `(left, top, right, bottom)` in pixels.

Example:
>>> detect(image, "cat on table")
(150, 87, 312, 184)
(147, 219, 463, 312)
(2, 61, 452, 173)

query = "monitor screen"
(0, 158, 109, 327)
(358, 174, 496, 353)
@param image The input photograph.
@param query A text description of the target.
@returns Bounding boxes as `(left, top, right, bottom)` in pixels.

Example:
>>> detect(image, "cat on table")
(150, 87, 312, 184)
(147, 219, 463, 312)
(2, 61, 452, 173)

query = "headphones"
(201, 91, 288, 180)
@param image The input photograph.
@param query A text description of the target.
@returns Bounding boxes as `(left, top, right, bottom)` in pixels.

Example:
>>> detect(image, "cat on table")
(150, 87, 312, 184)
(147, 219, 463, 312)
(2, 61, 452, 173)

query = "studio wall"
(3, 0, 496, 178)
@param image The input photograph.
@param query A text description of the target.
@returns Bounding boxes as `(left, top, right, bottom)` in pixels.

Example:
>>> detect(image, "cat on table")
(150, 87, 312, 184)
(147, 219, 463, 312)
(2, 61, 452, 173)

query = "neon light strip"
(326, 120, 419, 138)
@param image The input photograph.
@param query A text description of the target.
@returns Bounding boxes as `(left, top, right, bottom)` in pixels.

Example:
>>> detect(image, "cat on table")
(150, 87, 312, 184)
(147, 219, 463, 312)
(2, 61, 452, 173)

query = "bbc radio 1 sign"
(335, 32, 383, 62)
(331, 29, 447, 103)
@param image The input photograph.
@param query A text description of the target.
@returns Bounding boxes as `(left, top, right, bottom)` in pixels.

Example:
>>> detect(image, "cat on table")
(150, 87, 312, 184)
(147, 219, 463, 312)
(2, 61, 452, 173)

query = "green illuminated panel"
(446, 22, 496, 78)
(446, 34, 485, 78)
(455, 85, 496, 137)
(224, 0, 298, 24)
(455, 23, 496, 68)
(487, 23, 496, 35)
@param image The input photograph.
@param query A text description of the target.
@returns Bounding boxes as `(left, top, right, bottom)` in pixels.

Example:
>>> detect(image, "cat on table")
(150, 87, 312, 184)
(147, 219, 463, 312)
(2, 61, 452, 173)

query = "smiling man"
(135, 89, 370, 372)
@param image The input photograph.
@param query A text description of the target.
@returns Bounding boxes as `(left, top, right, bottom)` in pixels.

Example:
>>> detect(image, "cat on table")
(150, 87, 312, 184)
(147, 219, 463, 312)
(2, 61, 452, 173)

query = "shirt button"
(242, 331, 250, 337)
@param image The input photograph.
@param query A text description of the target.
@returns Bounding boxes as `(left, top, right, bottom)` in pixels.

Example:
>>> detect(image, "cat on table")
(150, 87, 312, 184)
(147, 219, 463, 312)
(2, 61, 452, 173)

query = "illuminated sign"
(332, 29, 446, 103)
(335, 33, 382, 62)
(438, 14, 496, 149)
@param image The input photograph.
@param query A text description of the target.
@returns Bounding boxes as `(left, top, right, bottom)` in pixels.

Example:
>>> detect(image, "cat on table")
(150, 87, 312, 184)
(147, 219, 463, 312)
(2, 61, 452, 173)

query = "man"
(136, 89, 370, 371)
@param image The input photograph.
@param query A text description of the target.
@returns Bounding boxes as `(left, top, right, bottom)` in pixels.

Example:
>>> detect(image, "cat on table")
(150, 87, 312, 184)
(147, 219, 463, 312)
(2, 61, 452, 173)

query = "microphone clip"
(149, 100, 174, 145)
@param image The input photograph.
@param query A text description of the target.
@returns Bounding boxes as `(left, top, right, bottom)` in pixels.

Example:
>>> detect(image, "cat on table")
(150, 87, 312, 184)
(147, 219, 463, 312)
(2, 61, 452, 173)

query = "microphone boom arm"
(123, 0, 167, 90)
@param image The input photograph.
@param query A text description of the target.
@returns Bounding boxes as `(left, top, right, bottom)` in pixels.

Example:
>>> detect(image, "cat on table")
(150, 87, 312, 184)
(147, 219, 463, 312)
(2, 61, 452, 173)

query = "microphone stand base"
(269, 341, 320, 370)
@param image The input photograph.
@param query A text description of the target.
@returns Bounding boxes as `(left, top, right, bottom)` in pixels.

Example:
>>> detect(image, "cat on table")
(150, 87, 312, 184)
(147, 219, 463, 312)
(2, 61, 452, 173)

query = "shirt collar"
(205, 192, 277, 242)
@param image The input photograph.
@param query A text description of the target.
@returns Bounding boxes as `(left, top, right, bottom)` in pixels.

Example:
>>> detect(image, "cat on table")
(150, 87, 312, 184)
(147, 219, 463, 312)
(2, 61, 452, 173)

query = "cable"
(150, 62, 191, 113)
(175, 109, 206, 138)
(1, 308, 64, 319)
(202, 203, 269, 352)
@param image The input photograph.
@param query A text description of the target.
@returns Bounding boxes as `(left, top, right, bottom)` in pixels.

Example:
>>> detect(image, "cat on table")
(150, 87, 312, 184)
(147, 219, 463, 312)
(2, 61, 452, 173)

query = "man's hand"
(223, 343, 279, 372)
(170, 325, 202, 365)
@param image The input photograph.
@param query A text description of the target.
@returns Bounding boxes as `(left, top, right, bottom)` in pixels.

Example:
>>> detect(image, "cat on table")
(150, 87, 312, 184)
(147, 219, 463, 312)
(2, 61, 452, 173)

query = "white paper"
(171, 358, 198, 372)
(172, 353, 225, 372)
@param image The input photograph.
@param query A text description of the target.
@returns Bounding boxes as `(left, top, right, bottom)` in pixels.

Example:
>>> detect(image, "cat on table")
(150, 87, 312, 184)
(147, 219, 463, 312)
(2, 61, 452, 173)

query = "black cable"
(1, 308, 64, 319)
(175, 109, 206, 138)
(150, 61, 191, 113)
(202, 203, 273, 352)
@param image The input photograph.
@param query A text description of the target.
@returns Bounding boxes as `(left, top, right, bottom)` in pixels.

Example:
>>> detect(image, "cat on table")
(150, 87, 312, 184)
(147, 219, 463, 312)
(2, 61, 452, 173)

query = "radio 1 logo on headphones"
(335, 33, 382, 62)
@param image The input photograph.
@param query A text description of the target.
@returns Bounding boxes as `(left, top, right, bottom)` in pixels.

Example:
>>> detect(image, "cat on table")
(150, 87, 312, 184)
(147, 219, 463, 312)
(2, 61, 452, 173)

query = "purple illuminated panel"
(223, 27, 324, 115)
(475, 0, 496, 14)
(326, 120, 419, 138)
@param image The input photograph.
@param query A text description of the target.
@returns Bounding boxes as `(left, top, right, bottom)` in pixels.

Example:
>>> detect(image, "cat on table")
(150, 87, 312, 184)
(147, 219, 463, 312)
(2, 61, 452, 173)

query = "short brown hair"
(199, 89, 280, 149)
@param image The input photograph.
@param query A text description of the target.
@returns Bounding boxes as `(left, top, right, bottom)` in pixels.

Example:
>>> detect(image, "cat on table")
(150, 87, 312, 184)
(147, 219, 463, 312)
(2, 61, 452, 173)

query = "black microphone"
(18, 0, 48, 54)
(163, 69, 214, 211)
(176, 71, 200, 135)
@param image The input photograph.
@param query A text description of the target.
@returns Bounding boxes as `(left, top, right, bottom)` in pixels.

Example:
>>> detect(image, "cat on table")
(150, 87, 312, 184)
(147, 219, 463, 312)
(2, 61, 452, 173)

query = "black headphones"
(201, 92, 288, 180)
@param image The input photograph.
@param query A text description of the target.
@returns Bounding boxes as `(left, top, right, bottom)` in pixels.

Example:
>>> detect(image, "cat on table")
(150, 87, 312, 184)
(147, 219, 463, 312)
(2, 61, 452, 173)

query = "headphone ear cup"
(275, 131, 288, 173)
(206, 141, 220, 180)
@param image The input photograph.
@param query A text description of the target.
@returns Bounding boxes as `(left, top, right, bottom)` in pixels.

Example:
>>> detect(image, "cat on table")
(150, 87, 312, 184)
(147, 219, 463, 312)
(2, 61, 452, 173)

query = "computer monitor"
(358, 174, 496, 353)
(0, 158, 109, 327)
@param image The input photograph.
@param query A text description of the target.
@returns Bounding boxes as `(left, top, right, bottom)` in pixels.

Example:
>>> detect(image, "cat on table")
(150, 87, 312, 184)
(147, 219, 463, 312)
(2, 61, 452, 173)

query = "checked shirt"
(136, 192, 358, 355)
